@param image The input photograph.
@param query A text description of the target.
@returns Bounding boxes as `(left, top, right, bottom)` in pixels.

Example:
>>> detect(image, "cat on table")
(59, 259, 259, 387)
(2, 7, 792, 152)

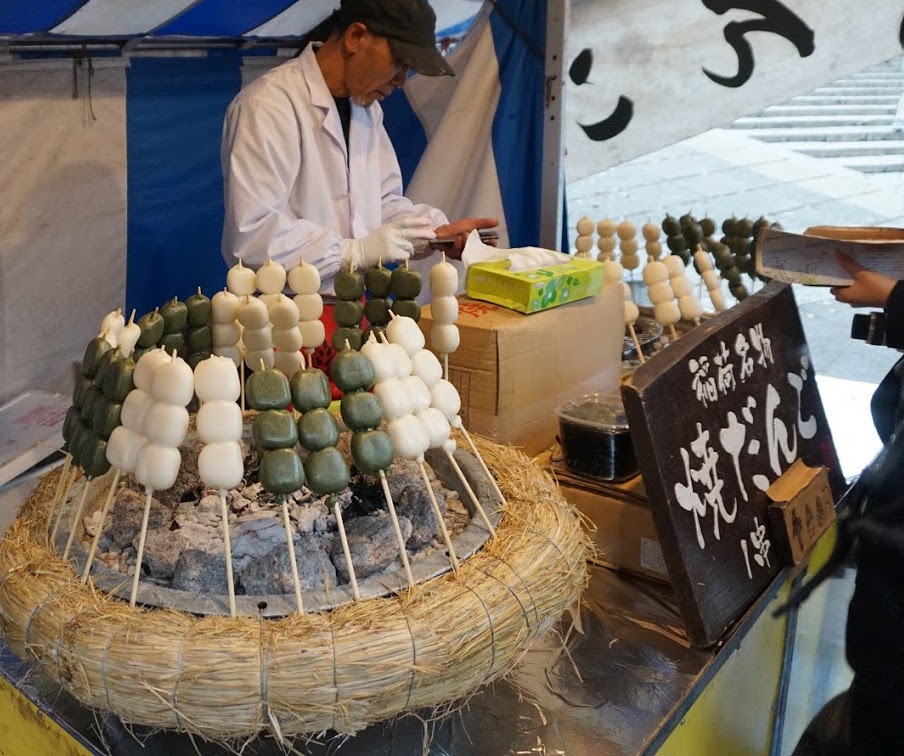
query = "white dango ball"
(135, 443, 182, 491)
(403, 375, 432, 413)
(121, 389, 155, 431)
(709, 288, 727, 312)
(237, 296, 269, 329)
(361, 336, 397, 383)
(299, 320, 325, 349)
(443, 438, 457, 455)
(418, 407, 451, 449)
(597, 218, 617, 237)
(642, 222, 660, 242)
(100, 310, 125, 345)
(294, 294, 323, 322)
(196, 400, 243, 444)
(374, 379, 413, 421)
(576, 216, 595, 236)
(624, 300, 640, 325)
(671, 277, 692, 298)
(621, 282, 632, 301)
(119, 321, 141, 358)
(259, 293, 279, 308)
(646, 241, 663, 260)
(274, 349, 305, 378)
(268, 294, 300, 329)
(621, 254, 641, 271)
(430, 323, 460, 355)
(619, 238, 639, 256)
(385, 342, 412, 378)
(227, 261, 257, 297)
(603, 260, 624, 286)
(150, 355, 194, 407)
(273, 327, 304, 353)
(133, 348, 171, 393)
(648, 281, 675, 305)
(143, 403, 190, 447)
(242, 326, 273, 352)
(287, 262, 321, 295)
(679, 295, 704, 321)
(664, 255, 686, 278)
(386, 315, 425, 357)
(106, 426, 147, 474)
(642, 261, 668, 286)
(431, 296, 459, 324)
(213, 345, 243, 368)
(694, 250, 714, 273)
(575, 235, 594, 254)
(410, 349, 443, 388)
(244, 348, 275, 372)
(212, 321, 242, 347)
(256, 259, 287, 295)
(211, 290, 240, 324)
(616, 220, 636, 240)
(198, 442, 245, 492)
(387, 415, 430, 461)
(654, 301, 681, 326)
(193, 355, 241, 402)
(430, 379, 461, 422)
(430, 261, 459, 297)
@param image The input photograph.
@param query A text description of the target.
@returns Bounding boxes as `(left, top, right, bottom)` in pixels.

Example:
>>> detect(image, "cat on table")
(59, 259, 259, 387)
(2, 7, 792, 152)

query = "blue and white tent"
(0, 1, 565, 406)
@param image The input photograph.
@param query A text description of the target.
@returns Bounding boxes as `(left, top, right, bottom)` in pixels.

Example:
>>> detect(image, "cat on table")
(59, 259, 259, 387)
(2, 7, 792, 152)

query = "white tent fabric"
(0, 60, 128, 405)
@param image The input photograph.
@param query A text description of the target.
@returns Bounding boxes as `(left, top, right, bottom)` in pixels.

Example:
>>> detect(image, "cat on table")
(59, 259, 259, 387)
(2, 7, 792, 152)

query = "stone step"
(748, 125, 904, 143)
(818, 154, 904, 173)
(732, 114, 891, 129)
(789, 140, 904, 158)
(790, 95, 901, 106)
(833, 78, 904, 87)
(849, 70, 904, 79)
(811, 87, 903, 96)
(763, 104, 896, 117)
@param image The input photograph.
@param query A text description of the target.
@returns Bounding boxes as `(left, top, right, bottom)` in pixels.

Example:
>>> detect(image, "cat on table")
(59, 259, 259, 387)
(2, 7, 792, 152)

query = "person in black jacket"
(792, 252, 904, 754)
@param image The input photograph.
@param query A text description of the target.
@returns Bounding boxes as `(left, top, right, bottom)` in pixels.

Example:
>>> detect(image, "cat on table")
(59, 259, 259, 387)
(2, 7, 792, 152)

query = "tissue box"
(465, 257, 605, 314)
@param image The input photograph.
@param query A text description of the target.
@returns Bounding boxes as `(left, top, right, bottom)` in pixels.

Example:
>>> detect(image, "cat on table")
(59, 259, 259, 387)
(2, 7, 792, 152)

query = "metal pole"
(539, 0, 569, 251)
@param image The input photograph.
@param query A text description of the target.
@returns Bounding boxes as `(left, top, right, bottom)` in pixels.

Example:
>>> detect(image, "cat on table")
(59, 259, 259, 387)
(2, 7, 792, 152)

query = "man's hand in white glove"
(340, 218, 436, 270)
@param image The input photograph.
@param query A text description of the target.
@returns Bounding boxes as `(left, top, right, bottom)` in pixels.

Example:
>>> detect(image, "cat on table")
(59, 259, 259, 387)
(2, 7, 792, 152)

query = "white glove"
(340, 218, 436, 270)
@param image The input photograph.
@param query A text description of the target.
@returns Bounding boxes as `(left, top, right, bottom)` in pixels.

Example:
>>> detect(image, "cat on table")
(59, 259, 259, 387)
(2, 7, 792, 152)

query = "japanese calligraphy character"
(814, 493, 829, 525)
(713, 340, 736, 395)
(719, 410, 749, 502)
(750, 516, 771, 567)
(748, 322, 774, 367)
(701, 1, 815, 88)
(735, 332, 754, 382)
(569, 48, 635, 142)
(690, 355, 718, 406)
(792, 509, 804, 551)
(786, 355, 818, 439)
(765, 382, 798, 477)
(674, 423, 737, 549)
(805, 502, 816, 538)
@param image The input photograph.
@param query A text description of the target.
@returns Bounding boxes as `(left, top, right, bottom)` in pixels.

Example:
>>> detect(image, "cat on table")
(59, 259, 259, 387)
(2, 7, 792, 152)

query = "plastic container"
(556, 392, 638, 481)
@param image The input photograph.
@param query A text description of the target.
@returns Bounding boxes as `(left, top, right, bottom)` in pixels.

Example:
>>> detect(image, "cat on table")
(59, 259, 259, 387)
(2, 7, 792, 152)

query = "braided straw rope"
(0, 436, 589, 742)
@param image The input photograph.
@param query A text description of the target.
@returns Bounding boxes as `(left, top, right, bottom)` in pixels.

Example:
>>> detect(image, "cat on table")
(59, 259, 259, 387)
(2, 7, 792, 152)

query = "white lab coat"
(221, 44, 449, 298)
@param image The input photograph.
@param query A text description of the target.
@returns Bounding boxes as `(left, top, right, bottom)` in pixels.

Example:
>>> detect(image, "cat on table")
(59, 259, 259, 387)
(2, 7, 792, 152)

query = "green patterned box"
(465, 257, 605, 314)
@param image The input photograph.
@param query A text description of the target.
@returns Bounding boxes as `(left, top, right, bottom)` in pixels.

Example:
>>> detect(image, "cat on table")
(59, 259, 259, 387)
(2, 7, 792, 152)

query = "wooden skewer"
(81, 469, 122, 583)
(220, 490, 237, 617)
(378, 470, 414, 588)
(47, 453, 73, 534)
(240, 361, 246, 414)
(63, 477, 94, 560)
(129, 487, 154, 608)
(280, 496, 304, 613)
(693, 317, 702, 327)
(418, 460, 459, 574)
(444, 449, 496, 537)
(454, 420, 508, 509)
(333, 498, 360, 601)
(51, 465, 77, 544)
(627, 322, 645, 365)
(304, 348, 314, 370)
(668, 324, 679, 341)
(442, 353, 449, 383)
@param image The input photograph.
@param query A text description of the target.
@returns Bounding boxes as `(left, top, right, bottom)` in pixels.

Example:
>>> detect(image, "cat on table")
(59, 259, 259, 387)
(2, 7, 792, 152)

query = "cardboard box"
(465, 257, 604, 314)
(766, 460, 835, 566)
(536, 448, 669, 583)
(420, 287, 623, 456)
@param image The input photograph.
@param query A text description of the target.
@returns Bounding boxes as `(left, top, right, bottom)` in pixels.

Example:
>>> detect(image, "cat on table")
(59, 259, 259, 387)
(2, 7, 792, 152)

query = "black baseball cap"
(337, 0, 455, 77)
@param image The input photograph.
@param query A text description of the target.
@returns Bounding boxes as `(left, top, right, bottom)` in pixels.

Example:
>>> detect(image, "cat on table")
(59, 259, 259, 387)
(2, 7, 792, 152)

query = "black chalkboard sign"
(621, 282, 843, 648)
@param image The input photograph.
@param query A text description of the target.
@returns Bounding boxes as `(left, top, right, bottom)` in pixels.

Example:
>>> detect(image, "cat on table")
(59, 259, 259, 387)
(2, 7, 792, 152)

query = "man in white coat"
(220, 0, 496, 295)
